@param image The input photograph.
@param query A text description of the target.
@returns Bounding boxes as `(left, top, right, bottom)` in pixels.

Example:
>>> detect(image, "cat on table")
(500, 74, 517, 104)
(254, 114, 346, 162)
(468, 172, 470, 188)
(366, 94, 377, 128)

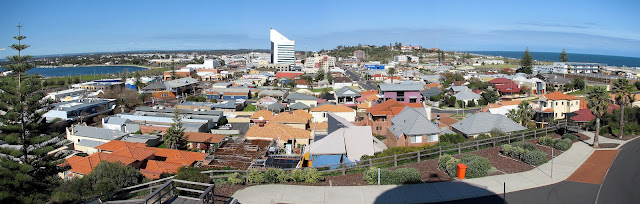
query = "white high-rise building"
(270, 28, 296, 65)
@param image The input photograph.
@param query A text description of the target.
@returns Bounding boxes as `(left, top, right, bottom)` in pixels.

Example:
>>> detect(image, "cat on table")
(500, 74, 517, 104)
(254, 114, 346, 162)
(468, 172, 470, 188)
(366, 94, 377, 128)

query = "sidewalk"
(231, 131, 627, 204)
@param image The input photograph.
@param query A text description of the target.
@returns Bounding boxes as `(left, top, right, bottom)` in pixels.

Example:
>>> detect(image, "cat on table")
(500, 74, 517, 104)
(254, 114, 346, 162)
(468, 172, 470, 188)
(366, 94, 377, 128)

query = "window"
(427, 134, 438, 142)
(409, 98, 417, 103)
(410, 135, 422, 143)
(555, 113, 558, 118)
(555, 102, 558, 106)
(397, 97, 405, 102)
(375, 126, 382, 131)
(561, 101, 564, 105)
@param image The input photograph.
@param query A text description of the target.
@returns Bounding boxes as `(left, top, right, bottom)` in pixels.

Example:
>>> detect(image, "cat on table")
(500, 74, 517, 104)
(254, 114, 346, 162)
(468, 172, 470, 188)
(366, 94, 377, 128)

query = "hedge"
(227, 173, 244, 185)
(511, 142, 537, 151)
(247, 170, 264, 184)
(363, 167, 422, 185)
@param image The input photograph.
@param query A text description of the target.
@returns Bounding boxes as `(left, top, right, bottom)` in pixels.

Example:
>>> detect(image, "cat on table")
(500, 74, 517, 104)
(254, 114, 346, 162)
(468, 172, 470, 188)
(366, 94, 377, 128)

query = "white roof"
(309, 126, 382, 162)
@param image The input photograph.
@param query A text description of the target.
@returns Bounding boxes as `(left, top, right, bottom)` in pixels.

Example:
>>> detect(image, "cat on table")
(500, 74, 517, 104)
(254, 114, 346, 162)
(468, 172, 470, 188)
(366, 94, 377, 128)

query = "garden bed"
(597, 143, 620, 149)
(601, 133, 638, 141)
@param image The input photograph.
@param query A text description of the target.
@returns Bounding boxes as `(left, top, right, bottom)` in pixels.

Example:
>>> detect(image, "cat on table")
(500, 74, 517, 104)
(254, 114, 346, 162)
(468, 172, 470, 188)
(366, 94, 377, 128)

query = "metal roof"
(450, 112, 526, 136)
(378, 84, 424, 92)
(389, 106, 440, 136)
(288, 102, 310, 110)
(72, 126, 127, 140)
(286, 92, 319, 101)
(334, 86, 361, 97)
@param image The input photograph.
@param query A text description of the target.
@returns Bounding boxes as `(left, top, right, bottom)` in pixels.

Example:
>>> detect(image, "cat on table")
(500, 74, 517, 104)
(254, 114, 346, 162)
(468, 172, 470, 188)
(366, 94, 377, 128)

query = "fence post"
(342, 163, 346, 175)
(369, 159, 373, 168)
(439, 147, 442, 157)
(149, 183, 152, 195)
(521, 133, 525, 141)
(245, 170, 249, 184)
(457, 143, 461, 154)
(394, 155, 397, 167)
(534, 129, 537, 138)
(417, 151, 421, 162)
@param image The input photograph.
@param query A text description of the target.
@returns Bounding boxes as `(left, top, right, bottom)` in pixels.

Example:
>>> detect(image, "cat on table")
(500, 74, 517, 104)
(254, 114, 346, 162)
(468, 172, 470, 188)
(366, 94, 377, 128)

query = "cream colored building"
(536, 92, 580, 120)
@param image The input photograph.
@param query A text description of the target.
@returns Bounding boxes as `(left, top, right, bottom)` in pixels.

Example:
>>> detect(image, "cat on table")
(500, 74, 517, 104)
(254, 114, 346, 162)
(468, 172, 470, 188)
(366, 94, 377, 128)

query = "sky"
(1, 0, 640, 58)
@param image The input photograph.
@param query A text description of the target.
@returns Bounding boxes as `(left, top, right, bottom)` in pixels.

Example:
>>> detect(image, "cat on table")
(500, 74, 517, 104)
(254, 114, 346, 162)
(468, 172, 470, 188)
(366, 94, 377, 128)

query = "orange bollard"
(457, 163, 467, 179)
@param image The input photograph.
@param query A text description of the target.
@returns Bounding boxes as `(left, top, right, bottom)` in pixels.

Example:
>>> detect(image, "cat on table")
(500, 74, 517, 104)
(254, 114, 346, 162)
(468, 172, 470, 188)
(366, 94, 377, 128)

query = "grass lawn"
(157, 142, 166, 148)
(242, 104, 257, 111)
(472, 64, 519, 69)
(311, 87, 333, 92)
(568, 90, 587, 96)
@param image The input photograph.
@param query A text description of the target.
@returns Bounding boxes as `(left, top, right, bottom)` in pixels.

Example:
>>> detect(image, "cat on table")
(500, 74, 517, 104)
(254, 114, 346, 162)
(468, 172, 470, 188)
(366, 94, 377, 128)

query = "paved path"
(232, 131, 629, 204)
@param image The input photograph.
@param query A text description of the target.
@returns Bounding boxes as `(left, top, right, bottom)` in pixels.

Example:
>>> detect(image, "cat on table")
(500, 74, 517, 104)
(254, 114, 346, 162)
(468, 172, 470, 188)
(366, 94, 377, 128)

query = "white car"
(219, 124, 232, 130)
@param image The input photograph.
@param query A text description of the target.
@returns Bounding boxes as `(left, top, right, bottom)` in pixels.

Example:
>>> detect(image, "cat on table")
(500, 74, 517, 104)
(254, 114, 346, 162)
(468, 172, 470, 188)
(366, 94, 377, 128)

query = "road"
(596, 137, 640, 203)
(431, 107, 481, 114)
(345, 69, 378, 90)
(435, 138, 640, 204)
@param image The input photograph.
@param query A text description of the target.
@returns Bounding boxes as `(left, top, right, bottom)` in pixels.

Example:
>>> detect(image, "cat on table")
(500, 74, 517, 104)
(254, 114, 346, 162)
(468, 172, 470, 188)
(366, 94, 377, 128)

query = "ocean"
(468, 51, 640, 67)
(1, 66, 148, 77)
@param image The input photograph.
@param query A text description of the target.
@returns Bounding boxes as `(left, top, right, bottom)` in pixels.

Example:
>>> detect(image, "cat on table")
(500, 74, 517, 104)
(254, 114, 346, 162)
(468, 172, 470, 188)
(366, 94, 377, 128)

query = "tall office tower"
(270, 28, 295, 65)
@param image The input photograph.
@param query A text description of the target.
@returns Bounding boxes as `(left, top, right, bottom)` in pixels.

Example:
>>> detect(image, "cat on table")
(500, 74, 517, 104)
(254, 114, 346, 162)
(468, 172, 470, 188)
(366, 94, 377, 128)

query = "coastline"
(37, 64, 156, 70)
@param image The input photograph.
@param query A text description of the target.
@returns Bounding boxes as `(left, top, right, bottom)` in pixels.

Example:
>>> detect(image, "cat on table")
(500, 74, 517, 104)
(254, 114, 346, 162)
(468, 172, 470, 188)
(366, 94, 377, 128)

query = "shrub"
(247, 170, 264, 184)
(290, 169, 305, 182)
(389, 168, 422, 184)
(227, 173, 244, 185)
(363, 167, 381, 184)
(553, 138, 572, 151)
(460, 154, 492, 178)
(303, 168, 322, 183)
(522, 150, 548, 165)
(538, 136, 555, 146)
(475, 134, 491, 140)
(501, 144, 513, 156)
(174, 167, 211, 183)
(263, 169, 279, 183)
(502, 144, 526, 160)
(445, 157, 461, 177)
(512, 142, 537, 151)
(440, 134, 465, 144)
(438, 154, 453, 170)
(562, 134, 578, 140)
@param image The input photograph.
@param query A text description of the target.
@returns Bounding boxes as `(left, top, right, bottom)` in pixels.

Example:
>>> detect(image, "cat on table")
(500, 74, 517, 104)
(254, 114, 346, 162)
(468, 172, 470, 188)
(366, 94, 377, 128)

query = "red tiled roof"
(488, 77, 512, 84)
(426, 83, 440, 88)
(366, 99, 422, 116)
(140, 160, 184, 179)
(544, 92, 579, 100)
(184, 132, 226, 144)
(276, 72, 304, 79)
(473, 89, 483, 94)
(570, 108, 595, 122)
(495, 82, 521, 93)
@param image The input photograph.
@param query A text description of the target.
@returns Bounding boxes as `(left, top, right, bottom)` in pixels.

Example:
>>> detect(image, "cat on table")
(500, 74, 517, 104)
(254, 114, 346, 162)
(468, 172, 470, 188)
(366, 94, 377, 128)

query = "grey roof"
(77, 139, 105, 148)
(441, 129, 457, 135)
(166, 77, 199, 88)
(378, 84, 424, 92)
(419, 75, 440, 82)
(142, 81, 166, 90)
(421, 87, 443, 98)
(286, 92, 319, 101)
(72, 126, 127, 140)
(389, 106, 440, 137)
(178, 101, 217, 108)
(448, 86, 470, 92)
(288, 102, 310, 110)
(334, 86, 361, 97)
(453, 90, 481, 101)
(206, 87, 250, 94)
(450, 112, 526, 136)
(258, 90, 286, 97)
(212, 102, 238, 109)
(120, 134, 160, 143)
(545, 75, 571, 85)
(102, 117, 130, 125)
(333, 77, 352, 83)
(267, 102, 286, 111)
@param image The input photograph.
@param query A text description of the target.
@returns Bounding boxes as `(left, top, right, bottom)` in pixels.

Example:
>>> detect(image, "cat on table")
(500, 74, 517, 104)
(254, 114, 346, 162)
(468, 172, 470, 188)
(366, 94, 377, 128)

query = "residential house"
(453, 90, 481, 105)
(142, 77, 199, 99)
(184, 132, 227, 151)
(285, 92, 319, 108)
(447, 86, 471, 94)
(544, 75, 571, 91)
(363, 99, 425, 136)
(421, 87, 443, 101)
(310, 104, 357, 122)
(257, 96, 279, 109)
(175, 101, 217, 110)
(451, 112, 526, 138)
(44, 89, 87, 102)
(378, 84, 423, 103)
(66, 125, 128, 154)
(101, 117, 138, 133)
(43, 98, 117, 122)
(334, 86, 361, 105)
(59, 140, 208, 179)
(244, 122, 312, 149)
(270, 110, 313, 129)
(512, 76, 546, 95)
(250, 110, 274, 123)
(203, 87, 251, 101)
(534, 92, 580, 123)
(288, 102, 310, 110)
(386, 106, 441, 147)
(332, 77, 354, 90)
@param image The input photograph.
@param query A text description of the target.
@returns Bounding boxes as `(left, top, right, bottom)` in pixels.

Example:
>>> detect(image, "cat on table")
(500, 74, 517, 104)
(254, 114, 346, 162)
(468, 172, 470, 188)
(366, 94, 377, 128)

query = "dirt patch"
(574, 133, 591, 141)
(567, 150, 619, 184)
(601, 133, 638, 141)
(597, 143, 620, 149)
(466, 146, 535, 174)
(392, 158, 453, 183)
(214, 185, 248, 204)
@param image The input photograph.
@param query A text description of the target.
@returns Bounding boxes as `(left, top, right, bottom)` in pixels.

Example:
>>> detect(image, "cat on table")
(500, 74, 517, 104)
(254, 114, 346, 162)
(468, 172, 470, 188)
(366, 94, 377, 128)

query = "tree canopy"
(517, 47, 533, 74)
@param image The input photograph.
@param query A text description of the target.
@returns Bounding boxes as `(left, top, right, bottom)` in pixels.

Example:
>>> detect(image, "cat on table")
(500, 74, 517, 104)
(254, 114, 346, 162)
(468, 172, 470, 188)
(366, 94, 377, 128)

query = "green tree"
(301, 76, 314, 89)
(559, 49, 568, 62)
(134, 71, 144, 90)
(164, 109, 186, 149)
(51, 161, 143, 203)
(507, 109, 521, 124)
(612, 78, 633, 139)
(480, 91, 499, 104)
(315, 68, 325, 82)
(0, 25, 66, 203)
(572, 78, 585, 90)
(326, 71, 333, 84)
(518, 47, 533, 74)
(587, 86, 610, 148)
(440, 134, 465, 144)
(170, 60, 177, 80)
(517, 102, 534, 128)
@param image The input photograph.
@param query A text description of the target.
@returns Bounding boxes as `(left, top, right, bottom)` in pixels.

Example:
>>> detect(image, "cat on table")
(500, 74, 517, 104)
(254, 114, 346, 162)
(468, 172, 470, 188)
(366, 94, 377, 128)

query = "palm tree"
(387, 68, 396, 83)
(518, 102, 534, 128)
(587, 86, 610, 148)
(507, 109, 521, 124)
(612, 78, 632, 139)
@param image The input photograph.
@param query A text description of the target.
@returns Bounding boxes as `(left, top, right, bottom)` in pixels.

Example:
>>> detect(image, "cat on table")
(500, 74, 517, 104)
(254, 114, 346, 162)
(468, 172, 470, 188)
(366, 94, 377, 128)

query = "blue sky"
(1, 0, 639, 58)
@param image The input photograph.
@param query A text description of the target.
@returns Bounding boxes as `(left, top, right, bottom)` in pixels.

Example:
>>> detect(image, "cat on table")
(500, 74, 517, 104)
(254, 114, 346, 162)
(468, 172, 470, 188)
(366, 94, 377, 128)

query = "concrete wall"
(210, 130, 240, 135)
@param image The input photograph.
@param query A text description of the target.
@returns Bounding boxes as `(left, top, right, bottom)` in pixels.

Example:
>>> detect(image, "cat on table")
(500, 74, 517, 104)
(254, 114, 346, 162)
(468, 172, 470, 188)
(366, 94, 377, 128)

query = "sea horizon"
(467, 51, 640, 67)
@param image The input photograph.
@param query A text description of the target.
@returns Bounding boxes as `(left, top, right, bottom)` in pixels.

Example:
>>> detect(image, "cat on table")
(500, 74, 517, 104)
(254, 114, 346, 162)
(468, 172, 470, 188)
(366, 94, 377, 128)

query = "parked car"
(219, 124, 232, 130)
